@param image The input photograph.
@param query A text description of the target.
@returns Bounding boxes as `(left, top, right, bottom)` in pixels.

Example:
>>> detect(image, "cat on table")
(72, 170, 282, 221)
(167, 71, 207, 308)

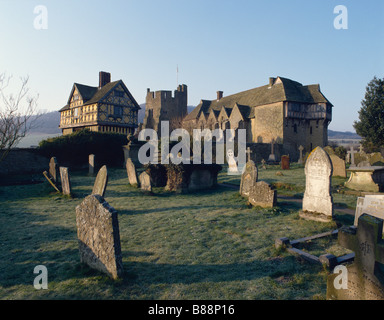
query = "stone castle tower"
(143, 84, 187, 134)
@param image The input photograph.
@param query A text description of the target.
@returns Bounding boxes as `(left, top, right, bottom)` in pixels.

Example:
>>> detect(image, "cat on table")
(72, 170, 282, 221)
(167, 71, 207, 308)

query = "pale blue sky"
(0, 0, 383, 132)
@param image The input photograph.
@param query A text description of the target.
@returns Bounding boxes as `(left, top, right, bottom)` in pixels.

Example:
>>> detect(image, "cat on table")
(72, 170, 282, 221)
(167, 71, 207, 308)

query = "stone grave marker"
(60, 167, 71, 196)
(248, 181, 277, 208)
(298, 145, 304, 165)
(76, 194, 123, 279)
(89, 154, 95, 175)
(126, 158, 138, 186)
(354, 195, 384, 232)
(227, 149, 239, 174)
(327, 214, 384, 300)
(92, 165, 108, 197)
(329, 154, 346, 178)
(139, 171, 152, 192)
(281, 155, 290, 170)
(268, 139, 276, 162)
(239, 160, 258, 198)
(347, 146, 358, 167)
(49, 157, 59, 184)
(300, 147, 334, 222)
(357, 160, 371, 167)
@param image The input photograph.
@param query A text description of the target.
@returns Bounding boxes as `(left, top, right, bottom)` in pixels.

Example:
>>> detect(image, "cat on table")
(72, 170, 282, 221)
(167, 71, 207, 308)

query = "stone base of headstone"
(299, 210, 333, 223)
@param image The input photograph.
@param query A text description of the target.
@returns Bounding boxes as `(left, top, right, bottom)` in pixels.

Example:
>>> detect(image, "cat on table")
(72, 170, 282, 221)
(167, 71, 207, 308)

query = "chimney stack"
(269, 77, 275, 88)
(99, 71, 111, 89)
(217, 91, 223, 101)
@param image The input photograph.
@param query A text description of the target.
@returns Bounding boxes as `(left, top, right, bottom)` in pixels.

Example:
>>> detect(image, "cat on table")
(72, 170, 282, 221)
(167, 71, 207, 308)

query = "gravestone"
(75, 194, 123, 279)
(354, 195, 384, 232)
(126, 158, 138, 186)
(281, 155, 290, 170)
(347, 146, 358, 167)
(139, 171, 152, 192)
(49, 157, 59, 184)
(239, 160, 258, 198)
(268, 139, 276, 162)
(357, 160, 371, 168)
(298, 145, 304, 165)
(345, 166, 384, 192)
(327, 214, 384, 300)
(92, 165, 108, 197)
(300, 147, 334, 222)
(89, 154, 95, 175)
(248, 181, 277, 208)
(260, 159, 267, 170)
(329, 154, 346, 178)
(59, 167, 71, 196)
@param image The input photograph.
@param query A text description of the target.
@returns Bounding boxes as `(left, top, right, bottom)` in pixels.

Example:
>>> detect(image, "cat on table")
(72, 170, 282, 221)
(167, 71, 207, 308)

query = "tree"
(0, 73, 40, 161)
(353, 76, 384, 152)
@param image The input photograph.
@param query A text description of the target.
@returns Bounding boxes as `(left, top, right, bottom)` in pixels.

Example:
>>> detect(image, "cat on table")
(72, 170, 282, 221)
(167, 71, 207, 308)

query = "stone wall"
(0, 148, 49, 177)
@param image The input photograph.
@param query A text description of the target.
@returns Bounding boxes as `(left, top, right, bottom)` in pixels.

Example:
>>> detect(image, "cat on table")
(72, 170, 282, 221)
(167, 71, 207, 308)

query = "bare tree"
(0, 73, 41, 162)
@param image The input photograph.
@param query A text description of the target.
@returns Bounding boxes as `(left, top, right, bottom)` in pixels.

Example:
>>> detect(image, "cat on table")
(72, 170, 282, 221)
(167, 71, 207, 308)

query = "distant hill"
(328, 130, 361, 140)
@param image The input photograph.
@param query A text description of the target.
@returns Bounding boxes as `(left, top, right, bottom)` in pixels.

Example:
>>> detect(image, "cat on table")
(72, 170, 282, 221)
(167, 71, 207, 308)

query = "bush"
(38, 130, 127, 168)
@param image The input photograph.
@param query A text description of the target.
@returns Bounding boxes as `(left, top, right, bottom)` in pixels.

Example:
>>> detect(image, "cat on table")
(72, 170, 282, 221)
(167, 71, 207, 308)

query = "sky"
(0, 0, 383, 132)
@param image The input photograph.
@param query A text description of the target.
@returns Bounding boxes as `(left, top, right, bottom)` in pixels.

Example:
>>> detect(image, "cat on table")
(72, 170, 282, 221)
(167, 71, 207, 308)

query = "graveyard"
(0, 158, 363, 300)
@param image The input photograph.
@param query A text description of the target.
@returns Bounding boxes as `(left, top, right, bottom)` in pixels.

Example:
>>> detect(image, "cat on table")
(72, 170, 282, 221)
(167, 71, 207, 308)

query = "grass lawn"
(0, 164, 358, 300)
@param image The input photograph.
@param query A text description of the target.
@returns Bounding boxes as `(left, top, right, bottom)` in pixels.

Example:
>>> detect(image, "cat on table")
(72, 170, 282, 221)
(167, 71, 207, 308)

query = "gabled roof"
(64, 79, 141, 110)
(184, 76, 332, 121)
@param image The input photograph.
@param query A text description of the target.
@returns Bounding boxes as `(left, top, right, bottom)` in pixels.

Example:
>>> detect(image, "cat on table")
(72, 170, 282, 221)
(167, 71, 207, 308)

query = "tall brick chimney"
(99, 71, 111, 89)
(217, 91, 223, 101)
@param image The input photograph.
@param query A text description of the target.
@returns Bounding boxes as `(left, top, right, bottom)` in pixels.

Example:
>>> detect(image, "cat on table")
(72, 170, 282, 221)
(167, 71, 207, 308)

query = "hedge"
(38, 129, 128, 168)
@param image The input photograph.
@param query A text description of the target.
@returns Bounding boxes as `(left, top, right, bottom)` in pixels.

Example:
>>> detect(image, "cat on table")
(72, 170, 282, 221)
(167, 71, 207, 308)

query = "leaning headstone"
(126, 158, 138, 186)
(326, 214, 384, 300)
(281, 155, 290, 170)
(329, 154, 346, 178)
(354, 195, 384, 232)
(49, 157, 59, 184)
(248, 181, 277, 208)
(76, 194, 123, 279)
(60, 167, 71, 196)
(239, 160, 258, 198)
(139, 171, 152, 192)
(300, 147, 333, 222)
(89, 154, 95, 175)
(92, 165, 108, 197)
(43, 170, 61, 192)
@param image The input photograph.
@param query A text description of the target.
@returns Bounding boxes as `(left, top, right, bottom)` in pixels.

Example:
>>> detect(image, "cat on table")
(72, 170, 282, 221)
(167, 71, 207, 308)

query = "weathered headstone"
(357, 160, 371, 168)
(300, 147, 333, 222)
(268, 139, 276, 162)
(347, 146, 358, 167)
(126, 158, 138, 186)
(92, 165, 108, 197)
(248, 181, 277, 208)
(239, 160, 258, 198)
(327, 214, 384, 300)
(89, 154, 95, 175)
(76, 194, 123, 279)
(298, 145, 304, 165)
(139, 171, 152, 192)
(60, 167, 71, 196)
(281, 155, 290, 170)
(329, 154, 346, 178)
(49, 157, 59, 184)
(354, 195, 384, 231)
(260, 159, 267, 170)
